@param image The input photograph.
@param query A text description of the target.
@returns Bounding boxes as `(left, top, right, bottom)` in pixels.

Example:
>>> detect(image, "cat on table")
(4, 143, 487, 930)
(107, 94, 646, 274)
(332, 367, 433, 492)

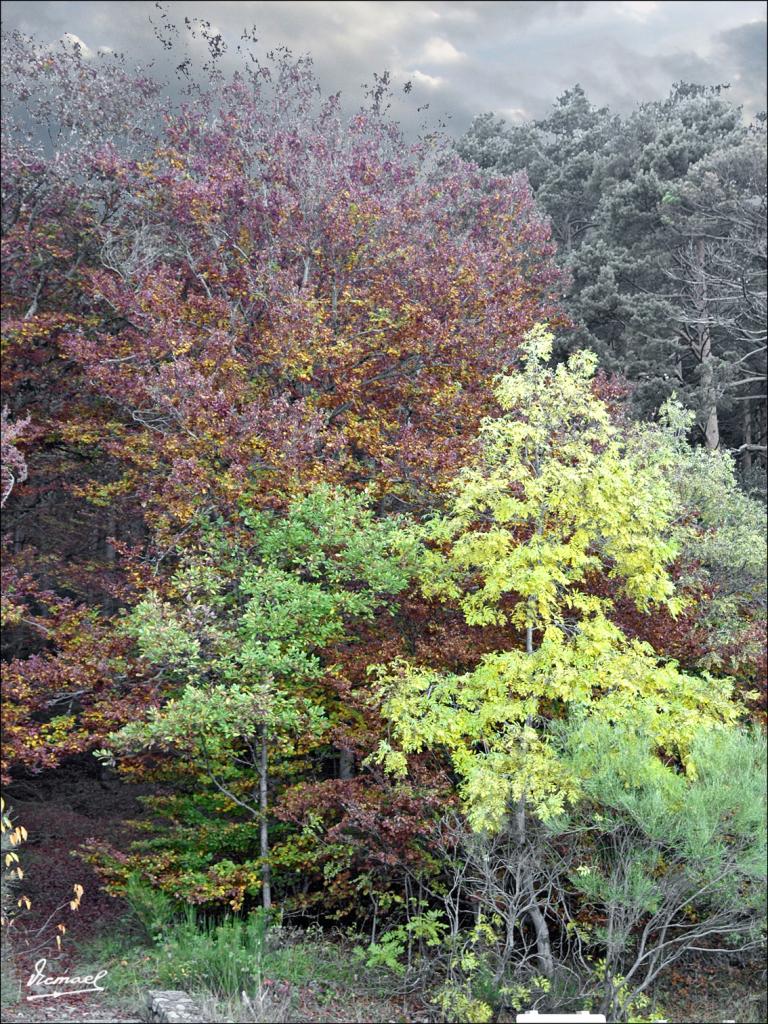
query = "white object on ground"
(516, 1012, 607, 1023)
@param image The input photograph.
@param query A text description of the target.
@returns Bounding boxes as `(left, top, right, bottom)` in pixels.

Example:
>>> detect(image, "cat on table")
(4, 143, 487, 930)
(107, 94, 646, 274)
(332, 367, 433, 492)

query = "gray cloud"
(712, 19, 768, 113)
(1, 1, 765, 134)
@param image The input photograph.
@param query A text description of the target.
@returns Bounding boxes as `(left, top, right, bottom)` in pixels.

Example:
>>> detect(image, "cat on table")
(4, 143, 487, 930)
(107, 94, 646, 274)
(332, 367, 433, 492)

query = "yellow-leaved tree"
(373, 326, 741, 976)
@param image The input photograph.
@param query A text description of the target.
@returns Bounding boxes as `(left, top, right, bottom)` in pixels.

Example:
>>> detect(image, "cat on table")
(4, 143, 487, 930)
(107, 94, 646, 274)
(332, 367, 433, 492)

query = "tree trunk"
(701, 363, 720, 451)
(259, 725, 272, 910)
(515, 533, 554, 976)
(743, 403, 753, 476)
(104, 513, 118, 614)
(338, 748, 354, 780)
(514, 796, 554, 977)
(691, 238, 720, 450)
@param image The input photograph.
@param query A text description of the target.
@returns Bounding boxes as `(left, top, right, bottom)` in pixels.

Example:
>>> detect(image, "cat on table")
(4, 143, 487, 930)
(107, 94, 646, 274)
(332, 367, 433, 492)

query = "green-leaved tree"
(107, 485, 417, 909)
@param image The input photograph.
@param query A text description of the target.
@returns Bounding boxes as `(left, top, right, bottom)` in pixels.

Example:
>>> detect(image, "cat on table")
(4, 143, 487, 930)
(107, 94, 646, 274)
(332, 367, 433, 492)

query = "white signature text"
(26, 958, 108, 1000)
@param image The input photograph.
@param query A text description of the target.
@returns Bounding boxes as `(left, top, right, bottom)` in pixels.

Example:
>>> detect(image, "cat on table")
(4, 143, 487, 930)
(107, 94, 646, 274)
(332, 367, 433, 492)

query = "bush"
(552, 721, 767, 1021)
(399, 725, 766, 1022)
(154, 908, 272, 998)
(124, 871, 179, 944)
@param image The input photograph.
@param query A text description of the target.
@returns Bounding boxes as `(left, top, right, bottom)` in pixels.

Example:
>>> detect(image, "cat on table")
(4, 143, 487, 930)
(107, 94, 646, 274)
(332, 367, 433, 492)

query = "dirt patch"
(652, 949, 768, 1023)
(2, 765, 150, 1021)
(1, 993, 142, 1024)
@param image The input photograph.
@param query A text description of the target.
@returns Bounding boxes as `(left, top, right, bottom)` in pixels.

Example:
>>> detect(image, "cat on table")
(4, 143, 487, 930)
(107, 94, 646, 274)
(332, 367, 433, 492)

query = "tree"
(553, 720, 766, 1021)
(459, 84, 767, 468)
(49, 40, 564, 540)
(664, 130, 767, 470)
(458, 86, 615, 258)
(1, 26, 564, 786)
(102, 486, 417, 910)
(374, 327, 740, 975)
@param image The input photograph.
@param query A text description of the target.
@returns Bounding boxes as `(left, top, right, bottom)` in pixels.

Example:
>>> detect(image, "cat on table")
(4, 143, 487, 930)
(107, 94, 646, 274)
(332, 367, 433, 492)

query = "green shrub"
(154, 908, 272, 999)
(124, 871, 179, 944)
(552, 721, 767, 1021)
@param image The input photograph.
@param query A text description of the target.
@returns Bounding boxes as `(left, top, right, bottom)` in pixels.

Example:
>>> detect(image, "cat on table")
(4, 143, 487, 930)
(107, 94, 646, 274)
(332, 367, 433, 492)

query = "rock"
(142, 990, 205, 1023)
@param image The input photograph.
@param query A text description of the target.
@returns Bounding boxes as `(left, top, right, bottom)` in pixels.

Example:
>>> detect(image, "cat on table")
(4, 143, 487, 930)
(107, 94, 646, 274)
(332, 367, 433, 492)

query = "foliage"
(552, 720, 767, 1020)
(375, 328, 739, 832)
(633, 400, 767, 691)
(1, 21, 563, 788)
(1, 581, 154, 782)
(95, 486, 418, 910)
(358, 908, 447, 974)
(362, 718, 765, 1022)
(0, 14, 765, 1016)
(460, 83, 767, 471)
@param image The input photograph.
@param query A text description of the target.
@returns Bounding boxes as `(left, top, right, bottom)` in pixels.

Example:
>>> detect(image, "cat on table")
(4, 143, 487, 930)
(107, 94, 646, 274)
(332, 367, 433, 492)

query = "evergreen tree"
(459, 85, 767, 480)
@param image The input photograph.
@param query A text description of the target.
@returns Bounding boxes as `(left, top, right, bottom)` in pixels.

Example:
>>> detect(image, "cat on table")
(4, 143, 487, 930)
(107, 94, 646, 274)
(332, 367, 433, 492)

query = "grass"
(1, 955, 21, 1009)
(76, 903, 403, 1023)
(76, 917, 768, 1024)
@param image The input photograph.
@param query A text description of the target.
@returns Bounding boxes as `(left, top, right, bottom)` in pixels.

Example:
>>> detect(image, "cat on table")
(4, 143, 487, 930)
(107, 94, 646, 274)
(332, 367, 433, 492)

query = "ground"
(1, 768, 765, 1024)
(2, 765, 147, 1022)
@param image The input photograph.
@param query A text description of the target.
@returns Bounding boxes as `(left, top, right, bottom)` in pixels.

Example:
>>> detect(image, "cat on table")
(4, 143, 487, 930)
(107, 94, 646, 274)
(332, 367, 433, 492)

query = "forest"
(1, 12, 766, 1024)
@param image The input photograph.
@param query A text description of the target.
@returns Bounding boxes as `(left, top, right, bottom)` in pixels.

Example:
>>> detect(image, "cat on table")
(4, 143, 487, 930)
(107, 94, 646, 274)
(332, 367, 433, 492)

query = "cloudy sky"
(2, 1, 766, 134)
